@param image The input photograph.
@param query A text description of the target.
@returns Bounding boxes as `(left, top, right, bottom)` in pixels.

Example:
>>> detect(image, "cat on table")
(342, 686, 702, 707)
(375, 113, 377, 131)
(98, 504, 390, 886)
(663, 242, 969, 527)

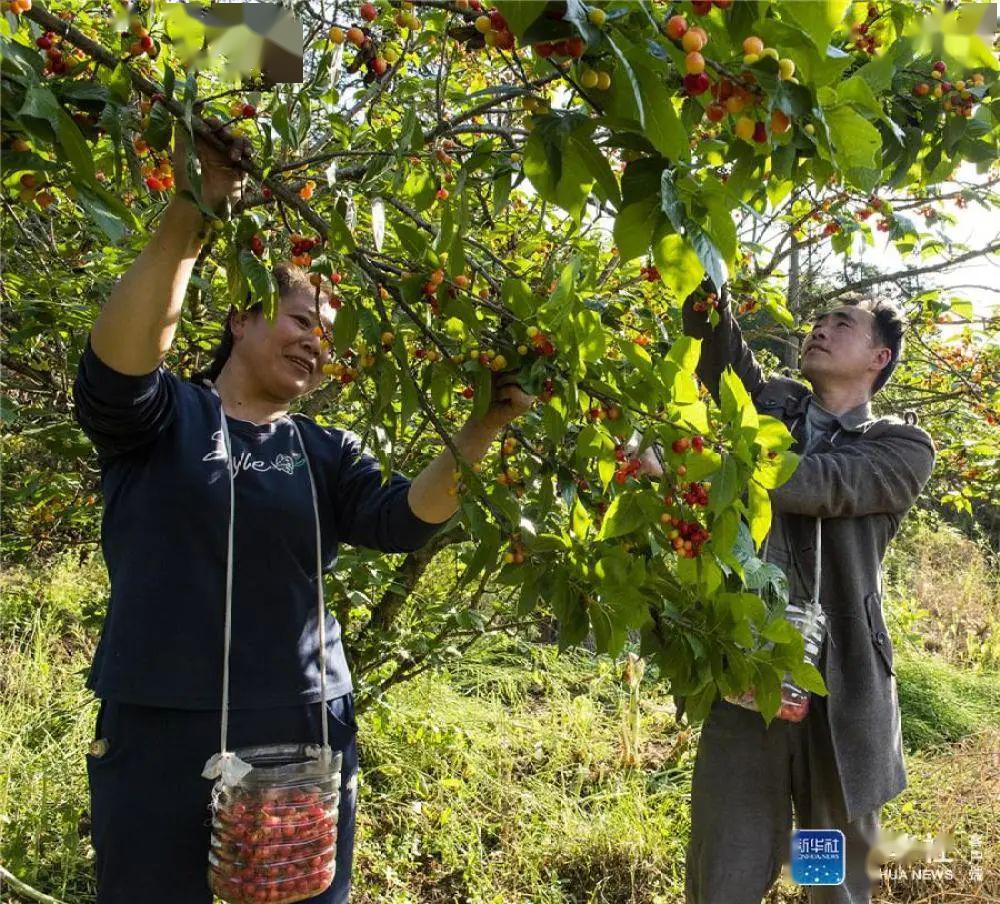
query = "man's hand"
(635, 444, 664, 478)
(172, 117, 253, 215)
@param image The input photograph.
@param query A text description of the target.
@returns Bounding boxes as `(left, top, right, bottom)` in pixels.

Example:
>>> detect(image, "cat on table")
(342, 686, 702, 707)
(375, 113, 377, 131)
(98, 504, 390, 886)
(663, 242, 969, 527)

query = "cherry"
(691, 0, 712, 14)
(683, 72, 710, 95)
(241, 103, 257, 118)
(664, 15, 688, 40)
(691, 435, 705, 453)
(360, 1, 378, 21)
(672, 437, 690, 454)
(372, 57, 388, 76)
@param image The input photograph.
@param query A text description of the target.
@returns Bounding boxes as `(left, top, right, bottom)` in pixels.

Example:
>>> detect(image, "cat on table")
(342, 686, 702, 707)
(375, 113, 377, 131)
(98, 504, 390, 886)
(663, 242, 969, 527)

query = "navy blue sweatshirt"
(73, 339, 446, 709)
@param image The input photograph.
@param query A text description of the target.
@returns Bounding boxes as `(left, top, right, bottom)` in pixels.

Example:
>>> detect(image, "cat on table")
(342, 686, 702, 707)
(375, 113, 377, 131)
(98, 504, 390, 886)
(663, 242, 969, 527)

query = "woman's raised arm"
(89, 119, 251, 375)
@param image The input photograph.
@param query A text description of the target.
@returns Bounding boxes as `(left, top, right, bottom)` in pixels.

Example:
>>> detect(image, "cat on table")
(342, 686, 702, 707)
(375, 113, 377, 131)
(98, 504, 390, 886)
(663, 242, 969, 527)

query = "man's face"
(800, 305, 891, 394)
(232, 292, 336, 400)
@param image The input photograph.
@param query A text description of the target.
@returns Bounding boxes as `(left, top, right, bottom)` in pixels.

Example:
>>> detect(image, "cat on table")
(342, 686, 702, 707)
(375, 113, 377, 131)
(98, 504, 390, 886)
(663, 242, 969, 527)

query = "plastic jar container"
(726, 600, 826, 723)
(207, 744, 342, 904)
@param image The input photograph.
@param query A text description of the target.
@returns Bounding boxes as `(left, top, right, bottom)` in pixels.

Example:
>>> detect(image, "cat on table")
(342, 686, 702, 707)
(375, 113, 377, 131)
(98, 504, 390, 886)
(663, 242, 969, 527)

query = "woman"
(74, 118, 533, 903)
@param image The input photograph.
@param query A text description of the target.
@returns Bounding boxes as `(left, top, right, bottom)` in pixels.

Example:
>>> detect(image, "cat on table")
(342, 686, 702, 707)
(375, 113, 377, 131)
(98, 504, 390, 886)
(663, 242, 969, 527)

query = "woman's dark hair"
(189, 261, 330, 386)
(842, 294, 906, 395)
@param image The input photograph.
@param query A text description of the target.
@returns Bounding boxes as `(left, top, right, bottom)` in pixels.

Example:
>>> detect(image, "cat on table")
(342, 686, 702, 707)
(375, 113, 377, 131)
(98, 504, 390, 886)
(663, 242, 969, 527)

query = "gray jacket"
(680, 292, 937, 821)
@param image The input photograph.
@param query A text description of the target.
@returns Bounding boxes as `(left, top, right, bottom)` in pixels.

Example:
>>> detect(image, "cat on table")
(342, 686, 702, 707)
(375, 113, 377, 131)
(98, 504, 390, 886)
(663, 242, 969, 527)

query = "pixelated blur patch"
(790, 829, 846, 886)
(162, 3, 303, 86)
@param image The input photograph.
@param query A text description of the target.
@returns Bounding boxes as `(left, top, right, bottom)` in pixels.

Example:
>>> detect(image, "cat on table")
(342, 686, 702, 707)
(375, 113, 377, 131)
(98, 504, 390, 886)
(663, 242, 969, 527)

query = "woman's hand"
(172, 116, 253, 215)
(473, 369, 536, 433)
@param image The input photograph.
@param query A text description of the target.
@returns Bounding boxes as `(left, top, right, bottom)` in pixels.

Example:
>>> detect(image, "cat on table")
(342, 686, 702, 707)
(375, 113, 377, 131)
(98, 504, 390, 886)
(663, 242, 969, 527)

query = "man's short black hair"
(841, 294, 906, 395)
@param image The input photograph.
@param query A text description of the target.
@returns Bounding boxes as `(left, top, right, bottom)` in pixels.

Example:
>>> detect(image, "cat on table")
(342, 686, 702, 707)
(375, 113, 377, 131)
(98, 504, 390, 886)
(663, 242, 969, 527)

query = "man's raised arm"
(681, 281, 767, 406)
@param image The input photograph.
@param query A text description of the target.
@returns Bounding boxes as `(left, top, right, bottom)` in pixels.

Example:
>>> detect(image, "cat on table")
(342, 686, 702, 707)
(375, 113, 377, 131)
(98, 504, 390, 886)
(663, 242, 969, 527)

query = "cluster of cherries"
(474, 8, 515, 50)
(691, 292, 720, 314)
(209, 784, 338, 904)
(681, 481, 709, 507)
(526, 325, 556, 357)
(660, 512, 711, 558)
(848, 3, 883, 56)
(586, 403, 623, 422)
(613, 445, 643, 485)
(35, 30, 70, 74)
(289, 233, 321, 268)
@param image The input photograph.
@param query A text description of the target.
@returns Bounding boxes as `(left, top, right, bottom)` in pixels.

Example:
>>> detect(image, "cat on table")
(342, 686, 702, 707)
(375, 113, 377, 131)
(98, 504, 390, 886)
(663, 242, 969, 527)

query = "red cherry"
(241, 103, 257, 118)
(683, 72, 711, 95)
(140, 34, 154, 51)
(534, 42, 555, 58)
(932, 60, 946, 73)
(360, 1, 378, 21)
(692, 0, 712, 13)
(692, 435, 705, 452)
(752, 121, 768, 143)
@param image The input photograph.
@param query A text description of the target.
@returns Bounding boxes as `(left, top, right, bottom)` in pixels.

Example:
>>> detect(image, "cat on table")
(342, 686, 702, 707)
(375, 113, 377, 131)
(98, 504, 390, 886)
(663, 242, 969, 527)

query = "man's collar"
(783, 392, 874, 431)
(810, 396, 874, 432)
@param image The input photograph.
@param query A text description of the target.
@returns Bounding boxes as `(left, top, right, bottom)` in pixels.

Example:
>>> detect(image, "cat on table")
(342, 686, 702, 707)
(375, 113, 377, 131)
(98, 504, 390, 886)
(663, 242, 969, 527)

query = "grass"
(2, 534, 998, 903)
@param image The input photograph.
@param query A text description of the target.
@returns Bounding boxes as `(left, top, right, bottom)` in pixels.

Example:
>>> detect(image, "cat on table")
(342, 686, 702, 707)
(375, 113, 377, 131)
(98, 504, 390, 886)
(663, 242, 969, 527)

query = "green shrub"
(897, 651, 1000, 752)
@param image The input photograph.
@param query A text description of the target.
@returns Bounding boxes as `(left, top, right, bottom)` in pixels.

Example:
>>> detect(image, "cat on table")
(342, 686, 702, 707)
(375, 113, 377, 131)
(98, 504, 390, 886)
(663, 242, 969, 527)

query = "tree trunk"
(781, 235, 802, 370)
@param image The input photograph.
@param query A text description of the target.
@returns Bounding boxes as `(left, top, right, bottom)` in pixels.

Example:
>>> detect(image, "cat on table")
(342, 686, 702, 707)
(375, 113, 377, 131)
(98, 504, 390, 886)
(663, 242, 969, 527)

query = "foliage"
(2, 0, 999, 721)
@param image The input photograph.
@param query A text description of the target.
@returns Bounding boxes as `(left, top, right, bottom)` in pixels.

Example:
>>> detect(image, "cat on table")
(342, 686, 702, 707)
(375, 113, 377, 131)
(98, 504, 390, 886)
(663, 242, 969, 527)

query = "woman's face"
(231, 291, 336, 400)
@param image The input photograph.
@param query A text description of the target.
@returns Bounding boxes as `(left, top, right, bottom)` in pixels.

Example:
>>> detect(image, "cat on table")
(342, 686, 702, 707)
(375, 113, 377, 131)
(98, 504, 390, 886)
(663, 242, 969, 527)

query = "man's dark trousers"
(685, 694, 880, 903)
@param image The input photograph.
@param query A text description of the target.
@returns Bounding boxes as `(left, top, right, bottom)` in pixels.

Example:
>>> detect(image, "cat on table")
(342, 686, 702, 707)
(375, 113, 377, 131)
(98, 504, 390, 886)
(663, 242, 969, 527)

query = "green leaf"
(753, 661, 782, 722)
(460, 522, 500, 586)
(709, 508, 739, 562)
(18, 85, 95, 183)
(708, 456, 739, 513)
(571, 496, 592, 539)
(822, 104, 882, 183)
(753, 450, 799, 490)
(685, 223, 726, 293)
(782, 0, 852, 52)
(613, 198, 661, 263)
(606, 36, 644, 128)
(632, 61, 687, 160)
(239, 250, 279, 320)
(332, 302, 358, 355)
(837, 75, 884, 120)
(747, 478, 772, 549)
(568, 131, 621, 209)
(326, 206, 357, 253)
(472, 364, 493, 423)
(70, 180, 138, 243)
(667, 335, 702, 373)
(597, 491, 646, 540)
(719, 367, 759, 435)
(789, 661, 828, 696)
(431, 366, 452, 412)
(651, 228, 704, 304)
(494, 1, 546, 39)
(762, 615, 801, 644)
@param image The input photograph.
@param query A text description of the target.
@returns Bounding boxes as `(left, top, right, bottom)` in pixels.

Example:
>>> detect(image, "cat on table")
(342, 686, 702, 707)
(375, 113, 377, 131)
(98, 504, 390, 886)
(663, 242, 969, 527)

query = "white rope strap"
(208, 399, 329, 774)
(812, 516, 822, 607)
(288, 415, 329, 752)
(218, 400, 237, 757)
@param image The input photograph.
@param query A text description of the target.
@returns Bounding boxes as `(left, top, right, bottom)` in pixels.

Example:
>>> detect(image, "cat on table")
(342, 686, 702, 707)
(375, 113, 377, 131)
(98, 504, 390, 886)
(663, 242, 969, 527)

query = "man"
(668, 281, 936, 903)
